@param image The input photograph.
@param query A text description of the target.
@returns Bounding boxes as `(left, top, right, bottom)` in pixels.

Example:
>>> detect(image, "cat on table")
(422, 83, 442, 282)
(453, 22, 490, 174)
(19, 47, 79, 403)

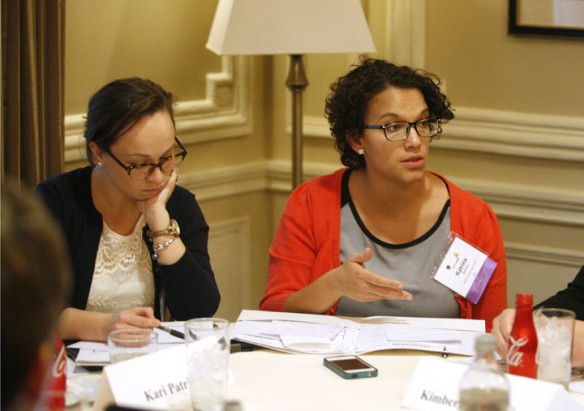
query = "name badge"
(432, 234, 497, 304)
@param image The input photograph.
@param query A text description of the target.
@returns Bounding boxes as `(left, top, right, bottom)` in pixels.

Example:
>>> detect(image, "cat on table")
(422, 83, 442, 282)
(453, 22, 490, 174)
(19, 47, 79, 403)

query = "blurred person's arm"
(492, 309, 584, 368)
(573, 320, 584, 368)
(59, 307, 160, 342)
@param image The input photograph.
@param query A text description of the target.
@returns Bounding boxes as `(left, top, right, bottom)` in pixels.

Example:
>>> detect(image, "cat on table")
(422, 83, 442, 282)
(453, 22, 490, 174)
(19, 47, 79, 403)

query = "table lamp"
(206, 0, 376, 188)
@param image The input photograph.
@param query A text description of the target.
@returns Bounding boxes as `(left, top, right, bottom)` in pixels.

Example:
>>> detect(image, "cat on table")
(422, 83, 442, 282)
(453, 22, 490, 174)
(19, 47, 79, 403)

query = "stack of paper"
(231, 310, 485, 356)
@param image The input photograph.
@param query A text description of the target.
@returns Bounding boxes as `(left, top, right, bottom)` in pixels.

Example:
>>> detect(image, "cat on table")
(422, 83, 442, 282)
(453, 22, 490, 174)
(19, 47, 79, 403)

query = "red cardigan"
(260, 168, 507, 331)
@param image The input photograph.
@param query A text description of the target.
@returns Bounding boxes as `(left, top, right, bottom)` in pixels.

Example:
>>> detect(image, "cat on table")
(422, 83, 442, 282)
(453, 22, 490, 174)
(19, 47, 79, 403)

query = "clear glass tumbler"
(107, 329, 158, 364)
(185, 318, 230, 411)
(534, 308, 575, 389)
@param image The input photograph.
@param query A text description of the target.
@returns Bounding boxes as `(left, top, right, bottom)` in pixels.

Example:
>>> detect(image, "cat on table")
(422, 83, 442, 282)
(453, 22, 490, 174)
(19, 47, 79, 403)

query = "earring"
(96, 162, 102, 167)
(358, 148, 365, 155)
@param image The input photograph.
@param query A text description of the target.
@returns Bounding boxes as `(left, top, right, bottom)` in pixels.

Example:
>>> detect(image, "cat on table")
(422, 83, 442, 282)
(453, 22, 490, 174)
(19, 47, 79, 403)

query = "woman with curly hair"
(261, 59, 506, 330)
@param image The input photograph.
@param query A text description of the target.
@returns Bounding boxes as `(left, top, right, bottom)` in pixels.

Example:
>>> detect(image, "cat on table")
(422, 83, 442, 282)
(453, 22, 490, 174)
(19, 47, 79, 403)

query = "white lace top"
(86, 215, 155, 313)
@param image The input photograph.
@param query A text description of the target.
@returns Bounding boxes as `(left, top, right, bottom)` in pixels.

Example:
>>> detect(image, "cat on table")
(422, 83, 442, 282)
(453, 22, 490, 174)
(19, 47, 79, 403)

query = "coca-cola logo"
(507, 336, 528, 367)
(52, 346, 66, 377)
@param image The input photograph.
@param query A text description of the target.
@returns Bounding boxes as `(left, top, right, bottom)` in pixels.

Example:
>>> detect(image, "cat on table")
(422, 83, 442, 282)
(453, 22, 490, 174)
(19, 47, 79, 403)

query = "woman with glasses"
(36, 77, 220, 342)
(261, 59, 507, 331)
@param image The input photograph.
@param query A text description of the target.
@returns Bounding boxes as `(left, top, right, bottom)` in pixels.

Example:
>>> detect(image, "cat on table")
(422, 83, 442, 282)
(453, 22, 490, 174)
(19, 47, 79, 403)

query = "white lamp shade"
(206, 0, 376, 55)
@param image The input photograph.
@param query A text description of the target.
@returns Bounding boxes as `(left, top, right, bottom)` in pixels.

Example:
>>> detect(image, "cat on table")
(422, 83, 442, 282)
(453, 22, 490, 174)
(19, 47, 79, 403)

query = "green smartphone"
(323, 355, 378, 379)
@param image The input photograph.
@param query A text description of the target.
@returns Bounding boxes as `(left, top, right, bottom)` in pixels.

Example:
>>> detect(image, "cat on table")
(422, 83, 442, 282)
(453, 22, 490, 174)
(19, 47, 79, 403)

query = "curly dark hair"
(325, 58, 454, 169)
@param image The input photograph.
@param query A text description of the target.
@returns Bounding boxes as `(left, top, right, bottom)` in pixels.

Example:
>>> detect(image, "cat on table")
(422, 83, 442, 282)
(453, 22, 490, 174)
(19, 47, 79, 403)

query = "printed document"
(232, 310, 485, 356)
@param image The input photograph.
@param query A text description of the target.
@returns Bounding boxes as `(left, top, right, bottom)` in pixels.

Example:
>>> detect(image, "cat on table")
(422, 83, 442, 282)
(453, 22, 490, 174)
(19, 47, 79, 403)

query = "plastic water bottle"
(459, 334, 510, 411)
(507, 293, 538, 378)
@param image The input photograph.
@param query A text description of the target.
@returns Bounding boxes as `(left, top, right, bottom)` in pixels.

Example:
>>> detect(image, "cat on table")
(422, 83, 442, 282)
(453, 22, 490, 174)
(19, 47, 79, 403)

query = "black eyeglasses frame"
(361, 118, 442, 142)
(103, 136, 188, 179)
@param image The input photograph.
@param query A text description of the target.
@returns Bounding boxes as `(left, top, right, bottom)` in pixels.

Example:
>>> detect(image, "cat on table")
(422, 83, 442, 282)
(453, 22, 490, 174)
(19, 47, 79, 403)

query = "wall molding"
(451, 176, 584, 227)
(180, 161, 268, 202)
(505, 242, 584, 268)
(303, 106, 584, 162)
(441, 107, 584, 161)
(207, 217, 251, 321)
(64, 56, 251, 163)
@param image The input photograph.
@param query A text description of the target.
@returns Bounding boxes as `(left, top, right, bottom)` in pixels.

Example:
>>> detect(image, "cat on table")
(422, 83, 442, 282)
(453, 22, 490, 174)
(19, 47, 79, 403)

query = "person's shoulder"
(170, 185, 196, 202)
(167, 185, 199, 216)
(573, 265, 584, 285)
(300, 168, 347, 191)
(36, 167, 92, 197)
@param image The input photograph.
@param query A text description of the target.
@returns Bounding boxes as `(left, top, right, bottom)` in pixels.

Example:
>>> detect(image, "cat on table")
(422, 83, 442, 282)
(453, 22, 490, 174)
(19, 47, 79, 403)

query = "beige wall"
(65, 0, 583, 320)
(424, 0, 584, 303)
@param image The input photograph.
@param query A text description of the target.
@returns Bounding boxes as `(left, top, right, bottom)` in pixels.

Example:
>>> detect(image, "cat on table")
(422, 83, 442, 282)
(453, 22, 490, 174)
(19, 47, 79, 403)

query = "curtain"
(2, 0, 65, 190)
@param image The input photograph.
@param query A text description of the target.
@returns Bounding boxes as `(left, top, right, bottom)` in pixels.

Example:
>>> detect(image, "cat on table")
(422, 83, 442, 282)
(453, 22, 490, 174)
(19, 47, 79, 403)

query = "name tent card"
(94, 344, 191, 410)
(401, 357, 583, 411)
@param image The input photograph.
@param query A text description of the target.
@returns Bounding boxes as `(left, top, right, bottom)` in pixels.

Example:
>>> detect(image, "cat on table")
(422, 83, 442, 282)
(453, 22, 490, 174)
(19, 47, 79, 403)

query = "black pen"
(157, 325, 185, 340)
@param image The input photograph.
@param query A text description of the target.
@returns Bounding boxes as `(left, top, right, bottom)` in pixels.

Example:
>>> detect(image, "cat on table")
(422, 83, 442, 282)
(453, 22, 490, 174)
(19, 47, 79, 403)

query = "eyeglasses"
(361, 118, 441, 142)
(105, 137, 188, 180)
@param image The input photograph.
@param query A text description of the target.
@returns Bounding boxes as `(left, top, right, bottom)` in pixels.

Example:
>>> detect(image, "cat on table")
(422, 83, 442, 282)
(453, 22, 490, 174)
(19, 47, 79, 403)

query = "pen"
(157, 325, 185, 339)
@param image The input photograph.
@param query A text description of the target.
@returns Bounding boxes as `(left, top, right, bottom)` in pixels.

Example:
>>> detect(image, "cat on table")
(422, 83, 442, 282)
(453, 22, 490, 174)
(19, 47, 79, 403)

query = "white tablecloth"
(70, 348, 584, 410)
(226, 350, 584, 411)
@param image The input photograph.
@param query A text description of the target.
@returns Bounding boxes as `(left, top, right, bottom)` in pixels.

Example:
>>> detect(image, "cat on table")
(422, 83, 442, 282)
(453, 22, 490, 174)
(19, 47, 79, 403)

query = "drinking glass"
(534, 308, 575, 389)
(107, 329, 158, 364)
(185, 318, 230, 411)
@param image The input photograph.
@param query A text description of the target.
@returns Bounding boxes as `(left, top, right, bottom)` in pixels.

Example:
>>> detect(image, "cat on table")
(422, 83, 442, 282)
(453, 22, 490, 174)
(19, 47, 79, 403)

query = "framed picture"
(509, 0, 584, 37)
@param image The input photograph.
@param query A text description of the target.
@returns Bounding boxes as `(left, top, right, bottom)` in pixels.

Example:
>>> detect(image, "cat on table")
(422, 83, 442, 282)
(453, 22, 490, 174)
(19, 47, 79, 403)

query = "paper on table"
(232, 310, 484, 356)
(155, 327, 185, 344)
(385, 326, 461, 342)
(570, 381, 584, 394)
(237, 310, 485, 332)
(68, 341, 108, 350)
(69, 322, 185, 366)
(76, 348, 110, 364)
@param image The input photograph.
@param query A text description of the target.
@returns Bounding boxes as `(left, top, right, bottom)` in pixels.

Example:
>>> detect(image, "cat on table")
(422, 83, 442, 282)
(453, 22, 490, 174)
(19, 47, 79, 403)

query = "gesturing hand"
(334, 248, 413, 303)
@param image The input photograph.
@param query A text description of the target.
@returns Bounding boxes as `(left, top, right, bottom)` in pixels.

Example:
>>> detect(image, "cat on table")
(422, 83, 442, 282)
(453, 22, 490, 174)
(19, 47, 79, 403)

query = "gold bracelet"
(147, 219, 180, 238)
(152, 238, 175, 261)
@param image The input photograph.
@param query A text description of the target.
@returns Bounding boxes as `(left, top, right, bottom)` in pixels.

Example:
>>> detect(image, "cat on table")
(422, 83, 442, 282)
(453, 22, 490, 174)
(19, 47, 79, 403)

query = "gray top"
(336, 172, 459, 318)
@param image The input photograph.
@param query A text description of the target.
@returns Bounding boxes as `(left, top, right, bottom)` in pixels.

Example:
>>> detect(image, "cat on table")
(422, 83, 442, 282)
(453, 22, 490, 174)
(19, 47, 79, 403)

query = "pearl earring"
(358, 148, 365, 155)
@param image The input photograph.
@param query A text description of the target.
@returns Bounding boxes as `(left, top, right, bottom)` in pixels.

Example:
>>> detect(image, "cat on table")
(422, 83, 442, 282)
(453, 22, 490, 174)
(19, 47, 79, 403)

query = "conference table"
(228, 349, 444, 410)
(227, 349, 584, 410)
(71, 347, 584, 410)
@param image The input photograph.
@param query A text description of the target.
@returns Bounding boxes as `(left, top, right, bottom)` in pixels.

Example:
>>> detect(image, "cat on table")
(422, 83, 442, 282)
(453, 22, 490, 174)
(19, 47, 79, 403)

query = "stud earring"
(96, 162, 102, 167)
(358, 148, 365, 155)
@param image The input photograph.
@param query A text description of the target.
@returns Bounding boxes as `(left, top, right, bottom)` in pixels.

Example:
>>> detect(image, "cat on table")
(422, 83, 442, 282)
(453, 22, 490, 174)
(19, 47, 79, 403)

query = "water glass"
(534, 308, 575, 388)
(185, 318, 230, 411)
(108, 329, 158, 364)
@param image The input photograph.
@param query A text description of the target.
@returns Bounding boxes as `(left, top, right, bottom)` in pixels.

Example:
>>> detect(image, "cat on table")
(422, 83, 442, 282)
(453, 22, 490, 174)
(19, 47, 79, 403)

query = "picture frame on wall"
(509, 0, 584, 37)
